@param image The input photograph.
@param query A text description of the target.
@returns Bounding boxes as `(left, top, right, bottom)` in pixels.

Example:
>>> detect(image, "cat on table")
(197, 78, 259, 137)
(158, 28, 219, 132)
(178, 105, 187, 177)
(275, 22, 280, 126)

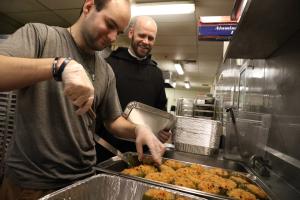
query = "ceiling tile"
(153, 46, 197, 54)
(184, 63, 199, 73)
(0, 21, 21, 34)
(0, 0, 47, 13)
(198, 42, 223, 55)
(152, 46, 197, 61)
(157, 22, 196, 36)
(156, 36, 197, 46)
(37, 0, 83, 9)
(151, 14, 195, 23)
(0, 13, 23, 34)
(7, 11, 69, 27)
(187, 73, 214, 82)
(195, 0, 234, 17)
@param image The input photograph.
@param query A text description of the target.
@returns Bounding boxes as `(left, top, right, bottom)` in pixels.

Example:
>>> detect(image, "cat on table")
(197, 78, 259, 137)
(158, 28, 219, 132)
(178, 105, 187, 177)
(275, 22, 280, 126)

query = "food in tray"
(217, 177, 237, 190)
(174, 176, 197, 189)
(122, 164, 157, 177)
(145, 172, 174, 184)
(164, 160, 188, 170)
(197, 171, 219, 181)
(230, 176, 249, 184)
(245, 184, 267, 199)
(142, 188, 192, 200)
(138, 164, 158, 175)
(176, 167, 199, 177)
(197, 180, 221, 194)
(194, 171, 237, 191)
(227, 188, 256, 200)
(159, 164, 176, 174)
(122, 167, 143, 177)
(175, 197, 192, 200)
(190, 163, 205, 174)
(121, 159, 268, 200)
(207, 167, 229, 177)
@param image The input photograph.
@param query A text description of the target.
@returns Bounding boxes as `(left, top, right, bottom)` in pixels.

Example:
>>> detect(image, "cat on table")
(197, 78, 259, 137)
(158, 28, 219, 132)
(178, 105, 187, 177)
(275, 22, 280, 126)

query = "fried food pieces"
(122, 159, 268, 200)
(227, 188, 256, 200)
(122, 164, 157, 177)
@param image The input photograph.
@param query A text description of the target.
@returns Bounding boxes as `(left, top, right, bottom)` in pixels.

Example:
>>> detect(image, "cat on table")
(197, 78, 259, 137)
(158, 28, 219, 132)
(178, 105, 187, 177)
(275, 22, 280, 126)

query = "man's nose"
(142, 38, 150, 45)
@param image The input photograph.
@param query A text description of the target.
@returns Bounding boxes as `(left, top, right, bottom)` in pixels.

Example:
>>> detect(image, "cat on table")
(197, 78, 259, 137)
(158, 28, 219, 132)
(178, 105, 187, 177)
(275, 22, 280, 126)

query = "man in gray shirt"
(0, 0, 165, 199)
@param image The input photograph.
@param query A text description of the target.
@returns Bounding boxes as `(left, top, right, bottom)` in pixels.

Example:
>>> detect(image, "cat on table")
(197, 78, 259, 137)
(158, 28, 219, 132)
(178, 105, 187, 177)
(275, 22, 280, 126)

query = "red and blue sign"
(199, 24, 237, 36)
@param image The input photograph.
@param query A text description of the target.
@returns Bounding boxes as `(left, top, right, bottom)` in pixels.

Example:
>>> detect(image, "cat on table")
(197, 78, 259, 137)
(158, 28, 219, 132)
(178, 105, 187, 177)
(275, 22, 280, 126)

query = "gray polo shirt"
(0, 23, 122, 189)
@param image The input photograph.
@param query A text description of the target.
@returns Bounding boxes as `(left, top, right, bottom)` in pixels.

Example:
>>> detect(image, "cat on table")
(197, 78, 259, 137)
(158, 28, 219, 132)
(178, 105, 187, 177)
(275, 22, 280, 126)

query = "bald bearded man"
(96, 16, 171, 162)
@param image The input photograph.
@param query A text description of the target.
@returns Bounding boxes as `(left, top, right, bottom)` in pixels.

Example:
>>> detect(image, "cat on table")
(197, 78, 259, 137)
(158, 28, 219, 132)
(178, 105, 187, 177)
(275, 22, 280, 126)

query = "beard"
(86, 34, 105, 51)
(81, 27, 107, 52)
(131, 35, 152, 58)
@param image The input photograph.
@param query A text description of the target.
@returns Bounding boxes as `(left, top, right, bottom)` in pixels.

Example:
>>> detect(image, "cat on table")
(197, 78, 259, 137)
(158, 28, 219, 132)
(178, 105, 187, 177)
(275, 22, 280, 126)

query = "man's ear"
(82, 0, 94, 15)
(128, 28, 134, 39)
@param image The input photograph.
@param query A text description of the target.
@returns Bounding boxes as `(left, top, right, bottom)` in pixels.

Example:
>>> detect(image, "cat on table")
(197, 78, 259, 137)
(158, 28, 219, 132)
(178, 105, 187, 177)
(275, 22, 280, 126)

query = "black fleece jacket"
(107, 47, 167, 110)
(96, 47, 167, 162)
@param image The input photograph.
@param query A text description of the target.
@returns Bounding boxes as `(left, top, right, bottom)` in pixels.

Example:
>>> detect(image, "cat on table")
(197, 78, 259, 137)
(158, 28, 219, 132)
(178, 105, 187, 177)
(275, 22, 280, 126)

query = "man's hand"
(135, 125, 166, 165)
(157, 130, 171, 143)
(62, 59, 94, 115)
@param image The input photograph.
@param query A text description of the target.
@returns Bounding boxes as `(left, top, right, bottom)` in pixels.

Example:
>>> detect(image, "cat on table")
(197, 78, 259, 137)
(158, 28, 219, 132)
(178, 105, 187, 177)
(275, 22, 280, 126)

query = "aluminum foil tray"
(95, 152, 274, 200)
(173, 116, 222, 155)
(123, 101, 176, 138)
(174, 142, 219, 155)
(40, 174, 205, 200)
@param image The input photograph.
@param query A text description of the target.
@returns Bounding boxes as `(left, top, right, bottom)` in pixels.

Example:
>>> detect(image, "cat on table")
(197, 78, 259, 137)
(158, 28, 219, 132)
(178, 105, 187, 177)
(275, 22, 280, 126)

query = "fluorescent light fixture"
(184, 81, 191, 89)
(131, 2, 195, 17)
(174, 63, 184, 75)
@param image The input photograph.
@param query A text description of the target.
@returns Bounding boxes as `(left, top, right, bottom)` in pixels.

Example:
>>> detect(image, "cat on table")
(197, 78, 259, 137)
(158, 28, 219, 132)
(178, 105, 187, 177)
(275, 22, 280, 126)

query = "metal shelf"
(0, 91, 16, 181)
(194, 104, 214, 107)
(193, 116, 213, 120)
(194, 110, 214, 113)
(177, 97, 215, 119)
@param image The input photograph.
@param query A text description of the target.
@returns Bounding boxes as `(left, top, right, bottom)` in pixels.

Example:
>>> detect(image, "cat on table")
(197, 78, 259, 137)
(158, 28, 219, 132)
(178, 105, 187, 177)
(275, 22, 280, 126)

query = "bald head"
(128, 16, 158, 58)
(132, 16, 158, 34)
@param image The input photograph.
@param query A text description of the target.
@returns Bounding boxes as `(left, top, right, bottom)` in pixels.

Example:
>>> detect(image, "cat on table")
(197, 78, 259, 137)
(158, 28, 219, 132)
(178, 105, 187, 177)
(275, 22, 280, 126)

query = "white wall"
(165, 88, 200, 112)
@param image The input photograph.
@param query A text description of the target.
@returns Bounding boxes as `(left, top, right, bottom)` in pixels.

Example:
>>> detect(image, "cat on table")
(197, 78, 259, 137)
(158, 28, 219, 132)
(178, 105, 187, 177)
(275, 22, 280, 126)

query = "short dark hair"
(94, 0, 111, 11)
(80, 0, 111, 15)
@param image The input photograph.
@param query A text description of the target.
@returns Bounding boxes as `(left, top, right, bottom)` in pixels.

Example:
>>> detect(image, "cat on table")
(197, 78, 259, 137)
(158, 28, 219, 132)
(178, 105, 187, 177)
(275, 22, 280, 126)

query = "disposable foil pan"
(95, 152, 274, 200)
(174, 143, 219, 155)
(39, 174, 205, 200)
(123, 101, 176, 136)
(174, 116, 222, 155)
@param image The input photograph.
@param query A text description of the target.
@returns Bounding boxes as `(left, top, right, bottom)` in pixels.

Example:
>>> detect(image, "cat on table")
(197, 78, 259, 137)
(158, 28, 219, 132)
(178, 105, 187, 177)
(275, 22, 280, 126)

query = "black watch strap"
(54, 57, 72, 81)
